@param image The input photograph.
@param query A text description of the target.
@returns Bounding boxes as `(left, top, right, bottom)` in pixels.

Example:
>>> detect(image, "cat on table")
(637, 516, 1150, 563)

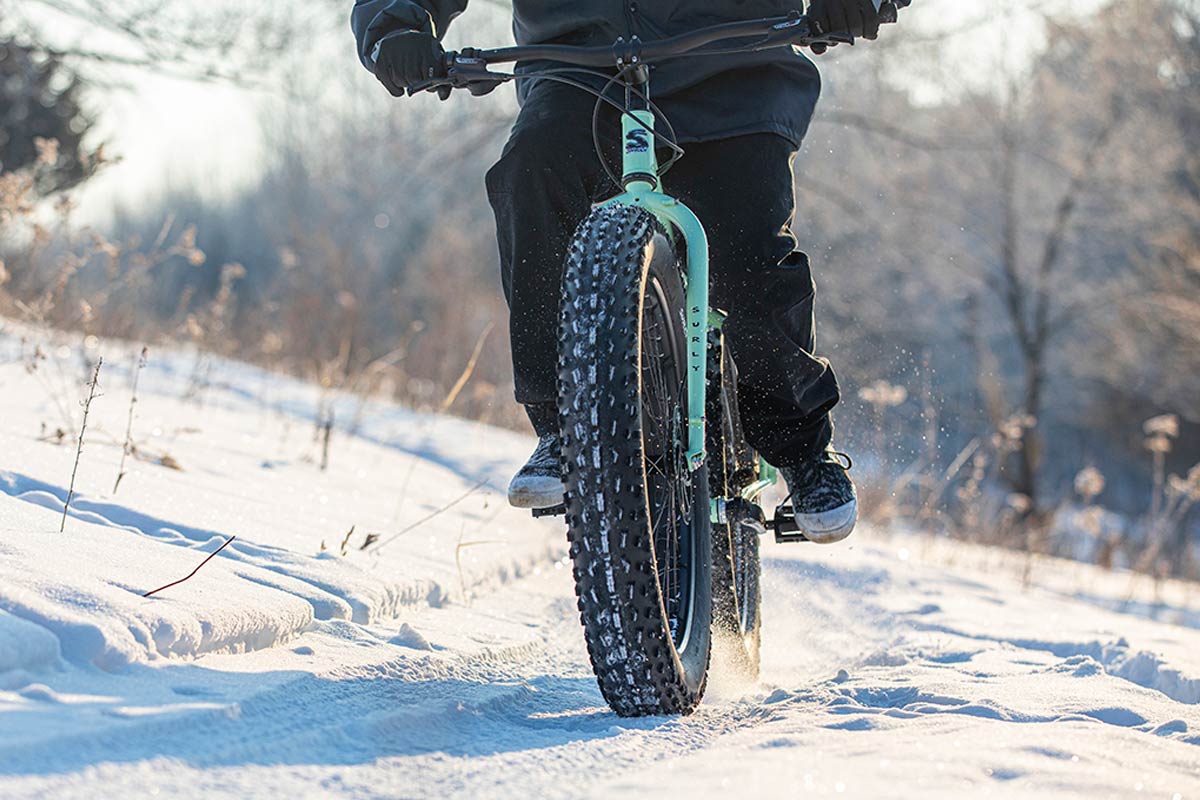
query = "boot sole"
(794, 499, 858, 544)
(507, 476, 565, 510)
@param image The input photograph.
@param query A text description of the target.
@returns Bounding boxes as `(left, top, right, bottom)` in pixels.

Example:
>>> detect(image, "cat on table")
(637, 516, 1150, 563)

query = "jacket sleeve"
(350, 0, 469, 71)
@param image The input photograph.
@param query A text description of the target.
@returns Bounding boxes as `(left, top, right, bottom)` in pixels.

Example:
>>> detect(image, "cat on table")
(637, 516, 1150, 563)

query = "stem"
(1150, 451, 1164, 520)
(114, 347, 147, 494)
(371, 479, 489, 554)
(440, 321, 495, 413)
(62, 358, 102, 532)
(319, 411, 334, 472)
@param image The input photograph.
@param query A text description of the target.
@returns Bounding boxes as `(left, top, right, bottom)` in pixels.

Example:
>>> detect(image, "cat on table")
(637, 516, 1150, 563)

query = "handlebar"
(407, 1, 911, 96)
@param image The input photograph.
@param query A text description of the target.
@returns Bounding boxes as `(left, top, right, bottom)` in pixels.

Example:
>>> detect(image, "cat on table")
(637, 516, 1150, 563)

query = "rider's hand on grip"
(806, 0, 882, 54)
(373, 31, 448, 98)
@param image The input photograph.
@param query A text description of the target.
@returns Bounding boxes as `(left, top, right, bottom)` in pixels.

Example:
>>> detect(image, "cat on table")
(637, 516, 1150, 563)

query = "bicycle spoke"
(640, 277, 692, 649)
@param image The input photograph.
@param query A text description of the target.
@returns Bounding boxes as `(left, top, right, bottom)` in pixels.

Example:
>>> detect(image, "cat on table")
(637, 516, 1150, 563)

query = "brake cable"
(449, 63, 686, 185)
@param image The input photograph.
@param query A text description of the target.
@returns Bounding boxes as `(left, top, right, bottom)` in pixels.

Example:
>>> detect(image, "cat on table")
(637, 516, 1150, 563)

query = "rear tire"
(558, 204, 712, 717)
(707, 330, 763, 678)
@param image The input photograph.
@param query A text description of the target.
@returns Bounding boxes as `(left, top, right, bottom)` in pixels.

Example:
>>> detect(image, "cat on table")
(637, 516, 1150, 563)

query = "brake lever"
(813, 31, 857, 46)
(405, 50, 511, 97)
(405, 78, 448, 97)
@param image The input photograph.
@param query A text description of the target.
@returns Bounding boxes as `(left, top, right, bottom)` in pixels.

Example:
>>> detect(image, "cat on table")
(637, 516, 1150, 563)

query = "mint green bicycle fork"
(603, 109, 710, 470)
(603, 109, 778, 507)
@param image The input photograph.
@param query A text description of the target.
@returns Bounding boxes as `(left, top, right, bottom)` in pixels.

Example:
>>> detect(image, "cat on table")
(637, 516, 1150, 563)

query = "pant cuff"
(524, 402, 559, 438)
(757, 415, 834, 468)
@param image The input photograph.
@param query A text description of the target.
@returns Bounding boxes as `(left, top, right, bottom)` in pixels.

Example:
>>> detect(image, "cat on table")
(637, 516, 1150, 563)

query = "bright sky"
(64, 0, 1104, 224)
(86, 76, 266, 209)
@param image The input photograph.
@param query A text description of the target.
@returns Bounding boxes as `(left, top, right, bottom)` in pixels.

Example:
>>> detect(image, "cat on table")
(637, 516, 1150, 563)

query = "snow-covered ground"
(1, 324, 1198, 799)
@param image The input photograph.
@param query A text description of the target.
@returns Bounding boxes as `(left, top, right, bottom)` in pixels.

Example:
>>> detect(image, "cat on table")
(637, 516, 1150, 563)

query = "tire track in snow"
(905, 622, 1200, 705)
(0, 469, 565, 669)
(0, 570, 784, 798)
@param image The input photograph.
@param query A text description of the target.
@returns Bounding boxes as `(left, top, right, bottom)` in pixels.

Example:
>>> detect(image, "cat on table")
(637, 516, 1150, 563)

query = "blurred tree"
(1123, 1, 1200, 415)
(0, 0, 339, 84)
(795, 0, 1198, 518)
(886, 0, 1199, 511)
(972, 28, 1126, 512)
(0, 37, 98, 194)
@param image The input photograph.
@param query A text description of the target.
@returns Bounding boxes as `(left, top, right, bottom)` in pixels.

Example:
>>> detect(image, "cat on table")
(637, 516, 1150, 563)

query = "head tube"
(621, 110, 660, 192)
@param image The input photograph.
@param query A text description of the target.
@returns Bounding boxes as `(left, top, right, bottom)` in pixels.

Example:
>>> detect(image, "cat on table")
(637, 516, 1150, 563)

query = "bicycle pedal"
(771, 505, 811, 544)
(532, 504, 567, 519)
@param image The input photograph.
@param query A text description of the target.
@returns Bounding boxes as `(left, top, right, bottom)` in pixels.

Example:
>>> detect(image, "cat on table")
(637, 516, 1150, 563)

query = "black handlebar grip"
(404, 51, 458, 96)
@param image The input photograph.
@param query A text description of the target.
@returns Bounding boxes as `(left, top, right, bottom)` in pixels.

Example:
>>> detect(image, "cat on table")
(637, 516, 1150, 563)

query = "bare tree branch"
(1031, 113, 1124, 347)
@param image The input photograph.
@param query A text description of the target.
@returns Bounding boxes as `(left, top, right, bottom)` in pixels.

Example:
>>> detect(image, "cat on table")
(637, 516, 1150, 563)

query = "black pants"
(484, 83, 840, 467)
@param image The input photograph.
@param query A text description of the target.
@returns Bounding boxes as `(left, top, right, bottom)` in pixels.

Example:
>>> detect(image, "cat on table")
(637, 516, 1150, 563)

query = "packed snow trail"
(1, 328, 1199, 799)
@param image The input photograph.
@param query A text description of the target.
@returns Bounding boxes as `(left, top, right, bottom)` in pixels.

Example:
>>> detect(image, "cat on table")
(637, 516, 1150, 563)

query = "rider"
(352, 0, 877, 544)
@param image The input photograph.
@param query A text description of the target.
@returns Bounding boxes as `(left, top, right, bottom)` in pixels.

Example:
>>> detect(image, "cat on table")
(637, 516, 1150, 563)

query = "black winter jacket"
(351, 0, 822, 146)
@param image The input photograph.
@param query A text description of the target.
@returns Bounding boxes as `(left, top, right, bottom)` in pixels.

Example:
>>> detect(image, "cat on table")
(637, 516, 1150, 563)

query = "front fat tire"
(558, 204, 713, 717)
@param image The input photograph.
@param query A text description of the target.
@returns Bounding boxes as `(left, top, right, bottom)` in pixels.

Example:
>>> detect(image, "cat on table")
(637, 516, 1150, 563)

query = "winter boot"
(507, 435, 564, 509)
(780, 449, 858, 544)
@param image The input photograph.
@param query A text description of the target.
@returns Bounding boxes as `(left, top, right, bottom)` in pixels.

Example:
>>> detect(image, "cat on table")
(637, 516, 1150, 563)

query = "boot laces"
(527, 435, 561, 469)
(781, 449, 853, 508)
(825, 450, 853, 471)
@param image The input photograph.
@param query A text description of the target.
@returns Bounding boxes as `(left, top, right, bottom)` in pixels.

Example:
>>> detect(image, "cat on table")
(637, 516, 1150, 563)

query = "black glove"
(374, 31, 447, 98)
(807, 0, 881, 54)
